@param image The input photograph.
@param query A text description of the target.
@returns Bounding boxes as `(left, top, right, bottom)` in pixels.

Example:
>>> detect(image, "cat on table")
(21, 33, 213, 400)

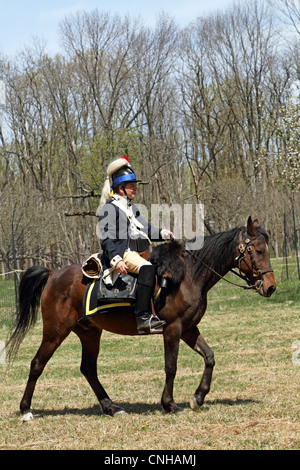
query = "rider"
(97, 156, 174, 334)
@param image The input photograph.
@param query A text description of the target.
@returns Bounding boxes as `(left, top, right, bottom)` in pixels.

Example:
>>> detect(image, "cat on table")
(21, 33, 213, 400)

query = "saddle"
(82, 271, 166, 320)
(81, 253, 138, 303)
(80, 250, 176, 320)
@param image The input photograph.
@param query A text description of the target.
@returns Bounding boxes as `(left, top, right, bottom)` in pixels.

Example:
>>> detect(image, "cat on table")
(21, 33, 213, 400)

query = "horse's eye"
(256, 250, 263, 255)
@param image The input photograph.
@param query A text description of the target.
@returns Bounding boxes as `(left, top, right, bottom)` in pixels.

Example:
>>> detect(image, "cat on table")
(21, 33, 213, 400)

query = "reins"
(186, 248, 254, 290)
(184, 231, 273, 292)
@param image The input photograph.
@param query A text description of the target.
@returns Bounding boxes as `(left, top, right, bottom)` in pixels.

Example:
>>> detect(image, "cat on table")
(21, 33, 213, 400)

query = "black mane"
(185, 227, 240, 282)
(150, 224, 269, 284)
(150, 240, 185, 284)
(186, 224, 269, 282)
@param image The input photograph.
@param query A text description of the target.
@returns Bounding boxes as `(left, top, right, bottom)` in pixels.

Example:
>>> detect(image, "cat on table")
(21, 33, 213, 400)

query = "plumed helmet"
(111, 165, 138, 188)
(98, 156, 139, 210)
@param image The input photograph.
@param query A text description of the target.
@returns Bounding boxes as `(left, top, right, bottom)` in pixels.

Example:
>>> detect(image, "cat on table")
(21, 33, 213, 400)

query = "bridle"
(185, 230, 273, 292)
(231, 232, 274, 291)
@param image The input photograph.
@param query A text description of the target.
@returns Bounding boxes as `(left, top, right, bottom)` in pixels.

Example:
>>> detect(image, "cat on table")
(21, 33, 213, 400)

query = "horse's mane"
(150, 230, 241, 284)
(185, 227, 241, 282)
(186, 224, 269, 282)
(150, 241, 185, 284)
(150, 224, 269, 285)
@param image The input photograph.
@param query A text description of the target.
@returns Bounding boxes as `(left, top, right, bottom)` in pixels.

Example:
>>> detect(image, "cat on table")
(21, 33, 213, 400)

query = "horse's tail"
(6, 266, 51, 363)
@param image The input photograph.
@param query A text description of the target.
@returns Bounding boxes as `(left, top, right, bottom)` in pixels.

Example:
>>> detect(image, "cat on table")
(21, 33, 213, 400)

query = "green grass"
(0, 258, 299, 450)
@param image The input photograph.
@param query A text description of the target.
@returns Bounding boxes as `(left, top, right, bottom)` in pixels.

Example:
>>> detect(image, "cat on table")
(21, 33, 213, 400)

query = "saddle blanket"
(83, 279, 134, 319)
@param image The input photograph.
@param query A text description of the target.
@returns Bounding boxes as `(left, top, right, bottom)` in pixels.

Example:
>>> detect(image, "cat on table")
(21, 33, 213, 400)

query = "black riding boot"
(135, 265, 166, 334)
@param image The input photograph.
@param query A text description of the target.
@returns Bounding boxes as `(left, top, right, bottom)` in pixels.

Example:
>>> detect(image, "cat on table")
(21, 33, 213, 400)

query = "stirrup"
(136, 313, 166, 334)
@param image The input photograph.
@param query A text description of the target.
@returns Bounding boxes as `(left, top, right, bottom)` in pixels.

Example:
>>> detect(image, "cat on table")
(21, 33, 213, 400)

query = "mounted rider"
(96, 156, 174, 334)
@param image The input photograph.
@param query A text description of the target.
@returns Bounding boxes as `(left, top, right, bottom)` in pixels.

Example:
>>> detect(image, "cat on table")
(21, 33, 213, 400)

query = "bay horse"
(6, 217, 276, 421)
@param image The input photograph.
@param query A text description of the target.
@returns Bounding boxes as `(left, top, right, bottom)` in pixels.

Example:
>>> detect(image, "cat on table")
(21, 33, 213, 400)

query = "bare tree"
(268, 0, 300, 34)
(0, 4, 299, 264)
(179, 1, 290, 189)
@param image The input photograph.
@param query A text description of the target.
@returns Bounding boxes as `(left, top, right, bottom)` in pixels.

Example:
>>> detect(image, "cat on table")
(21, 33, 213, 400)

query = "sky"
(0, 0, 234, 57)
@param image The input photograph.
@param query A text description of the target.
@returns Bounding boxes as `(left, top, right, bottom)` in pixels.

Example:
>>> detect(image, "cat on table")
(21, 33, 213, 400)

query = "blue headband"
(112, 173, 137, 188)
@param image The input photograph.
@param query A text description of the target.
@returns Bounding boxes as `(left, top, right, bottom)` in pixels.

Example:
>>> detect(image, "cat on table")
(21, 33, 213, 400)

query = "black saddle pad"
(82, 273, 137, 319)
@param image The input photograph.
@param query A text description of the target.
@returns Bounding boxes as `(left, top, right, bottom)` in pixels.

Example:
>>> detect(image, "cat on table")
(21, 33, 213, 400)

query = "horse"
(6, 216, 276, 421)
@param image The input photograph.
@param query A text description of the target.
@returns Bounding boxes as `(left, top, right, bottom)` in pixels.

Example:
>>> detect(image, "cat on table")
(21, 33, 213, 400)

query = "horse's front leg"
(161, 324, 182, 414)
(181, 325, 215, 410)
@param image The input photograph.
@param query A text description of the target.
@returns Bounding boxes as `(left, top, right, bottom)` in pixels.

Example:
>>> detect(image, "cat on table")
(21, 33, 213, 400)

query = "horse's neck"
(201, 246, 236, 294)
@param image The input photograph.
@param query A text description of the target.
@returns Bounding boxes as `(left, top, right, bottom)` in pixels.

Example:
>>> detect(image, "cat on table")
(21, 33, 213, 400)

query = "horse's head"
(236, 217, 276, 297)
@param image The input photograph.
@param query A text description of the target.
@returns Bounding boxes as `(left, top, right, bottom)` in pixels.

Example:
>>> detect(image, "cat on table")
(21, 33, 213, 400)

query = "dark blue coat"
(97, 199, 163, 271)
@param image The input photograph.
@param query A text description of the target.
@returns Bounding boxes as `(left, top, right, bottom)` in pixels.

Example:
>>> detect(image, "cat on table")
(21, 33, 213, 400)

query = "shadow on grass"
(22, 397, 260, 418)
(205, 398, 260, 406)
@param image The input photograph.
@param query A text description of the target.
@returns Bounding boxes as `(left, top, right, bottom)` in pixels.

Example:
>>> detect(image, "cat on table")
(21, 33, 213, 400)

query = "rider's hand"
(161, 229, 175, 240)
(116, 260, 128, 274)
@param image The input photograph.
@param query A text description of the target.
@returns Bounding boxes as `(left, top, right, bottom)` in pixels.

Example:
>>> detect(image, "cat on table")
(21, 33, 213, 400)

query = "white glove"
(161, 229, 175, 240)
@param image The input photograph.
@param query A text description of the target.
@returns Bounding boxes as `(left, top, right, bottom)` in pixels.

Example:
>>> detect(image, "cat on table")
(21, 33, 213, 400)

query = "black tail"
(6, 266, 51, 363)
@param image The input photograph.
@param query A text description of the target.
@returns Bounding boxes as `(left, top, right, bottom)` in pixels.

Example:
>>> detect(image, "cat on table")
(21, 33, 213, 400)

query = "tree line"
(0, 0, 299, 273)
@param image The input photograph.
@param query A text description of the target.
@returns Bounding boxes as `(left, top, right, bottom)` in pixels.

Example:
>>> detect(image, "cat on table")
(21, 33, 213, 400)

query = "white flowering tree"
(276, 81, 300, 192)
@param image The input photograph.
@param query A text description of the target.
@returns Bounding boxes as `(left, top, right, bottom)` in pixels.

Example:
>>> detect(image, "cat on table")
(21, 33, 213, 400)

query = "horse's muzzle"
(266, 285, 276, 297)
(256, 275, 276, 297)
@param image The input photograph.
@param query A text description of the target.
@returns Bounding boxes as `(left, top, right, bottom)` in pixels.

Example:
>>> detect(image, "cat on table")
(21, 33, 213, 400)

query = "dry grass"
(0, 267, 299, 450)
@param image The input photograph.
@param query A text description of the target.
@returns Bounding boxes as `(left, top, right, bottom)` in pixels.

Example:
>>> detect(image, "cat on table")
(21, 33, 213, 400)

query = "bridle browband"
(186, 230, 273, 292)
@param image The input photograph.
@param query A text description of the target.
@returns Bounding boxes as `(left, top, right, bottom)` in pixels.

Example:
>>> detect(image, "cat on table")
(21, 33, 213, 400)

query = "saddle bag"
(98, 273, 138, 303)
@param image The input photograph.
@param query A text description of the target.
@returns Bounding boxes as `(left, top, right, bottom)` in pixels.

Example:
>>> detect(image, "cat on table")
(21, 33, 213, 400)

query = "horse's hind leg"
(20, 331, 71, 421)
(74, 324, 126, 417)
(181, 326, 215, 410)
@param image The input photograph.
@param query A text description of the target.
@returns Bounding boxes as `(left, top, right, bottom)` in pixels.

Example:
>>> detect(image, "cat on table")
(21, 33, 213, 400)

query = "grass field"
(0, 258, 299, 450)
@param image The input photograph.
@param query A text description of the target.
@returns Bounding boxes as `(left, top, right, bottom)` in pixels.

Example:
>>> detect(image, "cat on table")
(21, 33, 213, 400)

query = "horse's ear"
(247, 216, 259, 237)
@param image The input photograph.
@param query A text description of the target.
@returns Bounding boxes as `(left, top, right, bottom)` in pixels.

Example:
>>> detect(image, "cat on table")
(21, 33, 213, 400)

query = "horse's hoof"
(21, 411, 34, 422)
(104, 404, 127, 417)
(166, 405, 185, 414)
(190, 395, 201, 412)
(113, 409, 127, 417)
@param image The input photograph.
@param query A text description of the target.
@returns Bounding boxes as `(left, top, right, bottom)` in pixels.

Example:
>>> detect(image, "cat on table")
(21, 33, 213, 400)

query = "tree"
(275, 81, 300, 192)
(268, 0, 300, 35)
